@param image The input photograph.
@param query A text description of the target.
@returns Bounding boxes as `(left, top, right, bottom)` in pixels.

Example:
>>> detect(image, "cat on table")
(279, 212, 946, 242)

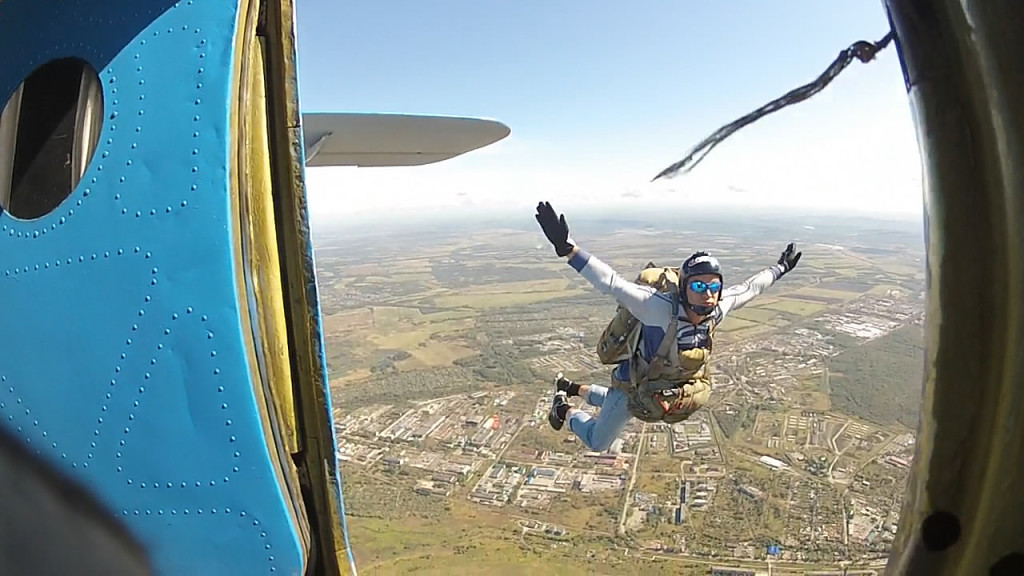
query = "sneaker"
(554, 371, 575, 395)
(549, 391, 569, 431)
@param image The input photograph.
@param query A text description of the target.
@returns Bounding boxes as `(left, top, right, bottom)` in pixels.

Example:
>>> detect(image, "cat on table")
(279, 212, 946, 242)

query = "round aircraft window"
(0, 57, 104, 220)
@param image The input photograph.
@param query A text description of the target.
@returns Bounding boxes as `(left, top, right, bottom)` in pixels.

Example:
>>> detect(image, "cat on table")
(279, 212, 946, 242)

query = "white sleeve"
(718, 264, 786, 318)
(567, 248, 674, 329)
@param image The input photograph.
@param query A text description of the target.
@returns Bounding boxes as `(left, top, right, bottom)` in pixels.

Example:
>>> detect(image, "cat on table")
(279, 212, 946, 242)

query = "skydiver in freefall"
(534, 201, 802, 451)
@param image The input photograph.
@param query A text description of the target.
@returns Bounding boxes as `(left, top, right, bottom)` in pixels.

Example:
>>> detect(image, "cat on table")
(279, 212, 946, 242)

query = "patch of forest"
(334, 366, 482, 409)
(827, 324, 924, 429)
(454, 340, 536, 385)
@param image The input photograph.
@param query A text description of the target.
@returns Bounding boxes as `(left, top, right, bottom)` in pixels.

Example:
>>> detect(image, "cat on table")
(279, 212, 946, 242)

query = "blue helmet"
(680, 251, 723, 316)
(681, 251, 723, 281)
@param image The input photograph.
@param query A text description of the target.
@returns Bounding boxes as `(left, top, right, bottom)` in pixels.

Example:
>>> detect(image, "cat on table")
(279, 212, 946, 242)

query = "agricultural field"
(316, 212, 925, 574)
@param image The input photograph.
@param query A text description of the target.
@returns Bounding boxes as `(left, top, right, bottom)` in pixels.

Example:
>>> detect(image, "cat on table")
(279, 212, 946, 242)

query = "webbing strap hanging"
(651, 30, 896, 182)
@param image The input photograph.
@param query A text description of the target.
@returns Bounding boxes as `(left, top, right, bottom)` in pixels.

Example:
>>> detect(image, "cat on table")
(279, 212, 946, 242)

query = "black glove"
(778, 242, 802, 274)
(535, 201, 575, 257)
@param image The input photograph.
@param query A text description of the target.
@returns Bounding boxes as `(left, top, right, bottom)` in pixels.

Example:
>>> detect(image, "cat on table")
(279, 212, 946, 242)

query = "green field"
(399, 341, 479, 369)
(793, 287, 862, 301)
(715, 323, 777, 344)
(717, 316, 760, 332)
(325, 303, 482, 381)
(877, 263, 924, 276)
(417, 309, 479, 322)
(728, 307, 780, 323)
(427, 289, 585, 309)
(447, 278, 571, 294)
(346, 490, 704, 575)
(369, 320, 474, 350)
(758, 298, 827, 316)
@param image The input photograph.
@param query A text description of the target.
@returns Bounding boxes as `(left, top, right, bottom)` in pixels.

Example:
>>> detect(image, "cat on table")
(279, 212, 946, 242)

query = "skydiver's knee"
(571, 419, 612, 452)
(588, 432, 616, 452)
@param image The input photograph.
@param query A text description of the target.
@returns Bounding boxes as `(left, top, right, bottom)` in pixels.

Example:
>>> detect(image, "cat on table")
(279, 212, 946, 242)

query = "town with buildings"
(323, 223, 926, 575)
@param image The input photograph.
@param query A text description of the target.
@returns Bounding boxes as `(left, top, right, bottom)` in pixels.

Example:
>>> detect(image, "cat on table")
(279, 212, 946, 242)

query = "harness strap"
(645, 271, 679, 382)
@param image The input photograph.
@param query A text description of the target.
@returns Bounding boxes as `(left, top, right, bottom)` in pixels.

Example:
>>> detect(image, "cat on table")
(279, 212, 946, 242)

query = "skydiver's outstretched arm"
(565, 247, 673, 327)
(719, 243, 803, 318)
(718, 265, 785, 317)
(535, 201, 672, 328)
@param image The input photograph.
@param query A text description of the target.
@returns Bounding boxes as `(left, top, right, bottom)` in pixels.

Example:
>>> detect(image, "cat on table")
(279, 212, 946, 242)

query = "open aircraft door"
(0, 1, 507, 575)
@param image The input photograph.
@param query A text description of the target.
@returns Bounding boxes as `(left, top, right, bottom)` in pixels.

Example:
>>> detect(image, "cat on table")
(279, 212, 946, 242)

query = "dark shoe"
(549, 391, 569, 431)
(554, 372, 578, 396)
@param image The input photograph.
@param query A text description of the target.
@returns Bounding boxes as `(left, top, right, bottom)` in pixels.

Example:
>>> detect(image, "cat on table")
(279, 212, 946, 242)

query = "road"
(827, 419, 850, 481)
(708, 410, 731, 466)
(618, 545, 889, 574)
(617, 422, 646, 536)
(466, 417, 527, 498)
(847, 434, 900, 479)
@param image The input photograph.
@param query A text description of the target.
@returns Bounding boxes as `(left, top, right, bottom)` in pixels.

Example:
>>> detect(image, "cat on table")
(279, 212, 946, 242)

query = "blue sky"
(295, 1, 922, 222)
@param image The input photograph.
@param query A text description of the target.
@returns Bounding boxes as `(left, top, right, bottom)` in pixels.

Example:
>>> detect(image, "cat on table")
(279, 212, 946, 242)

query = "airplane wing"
(301, 112, 511, 167)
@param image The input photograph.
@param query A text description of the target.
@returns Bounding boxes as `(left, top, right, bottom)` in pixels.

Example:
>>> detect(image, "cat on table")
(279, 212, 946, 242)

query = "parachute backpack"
(596, 262, 680, 365)
(596, 251, 723, 365)
(596, 254, 723, 424)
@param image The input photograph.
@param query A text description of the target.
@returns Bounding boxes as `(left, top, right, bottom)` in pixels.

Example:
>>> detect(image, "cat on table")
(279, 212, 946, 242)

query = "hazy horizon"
(310, 203, 925, 241)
